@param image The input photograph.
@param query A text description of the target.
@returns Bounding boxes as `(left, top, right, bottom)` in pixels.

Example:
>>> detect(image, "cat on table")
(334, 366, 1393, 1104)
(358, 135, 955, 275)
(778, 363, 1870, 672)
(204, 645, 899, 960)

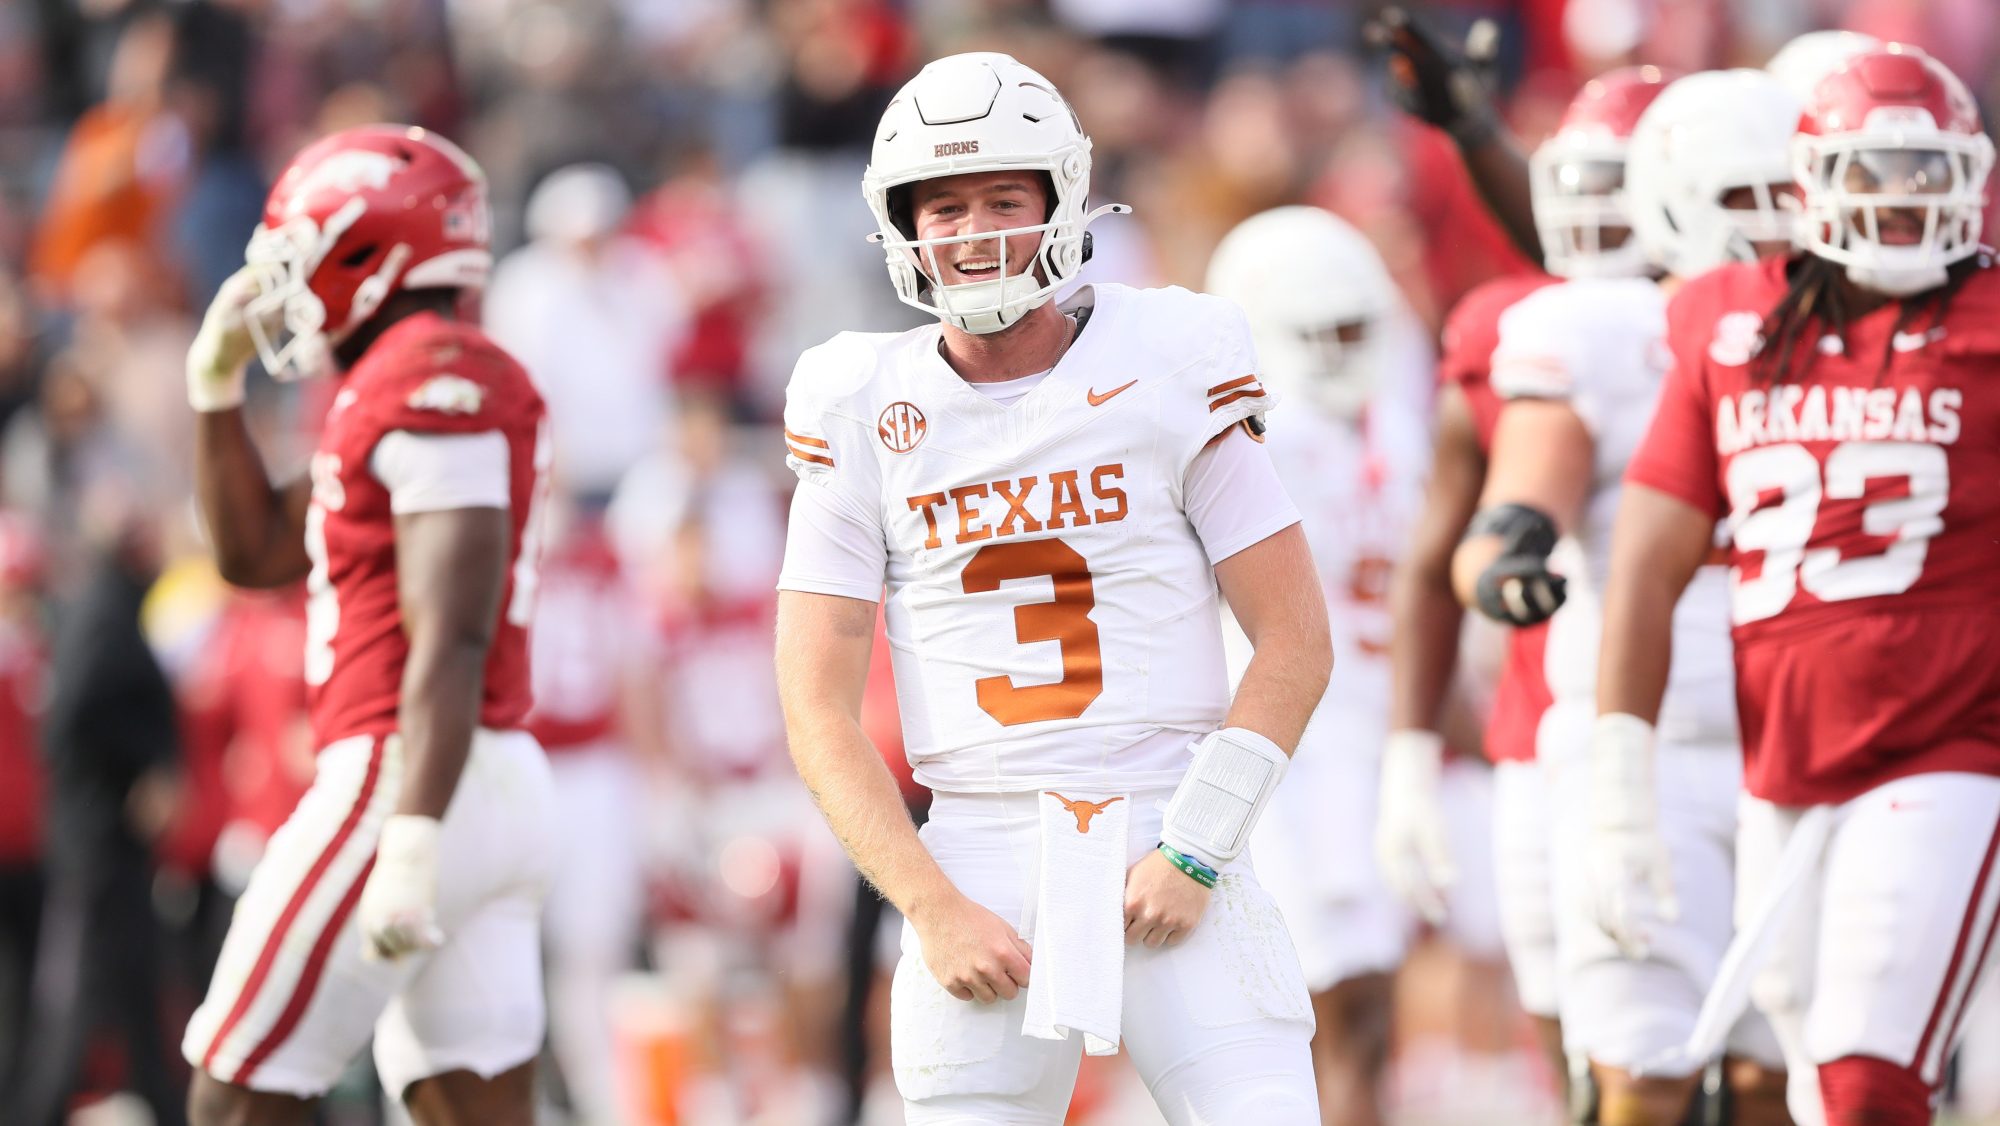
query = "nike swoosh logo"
(1087, 380, 1138, 407)
(1893, 327, 1946, 353)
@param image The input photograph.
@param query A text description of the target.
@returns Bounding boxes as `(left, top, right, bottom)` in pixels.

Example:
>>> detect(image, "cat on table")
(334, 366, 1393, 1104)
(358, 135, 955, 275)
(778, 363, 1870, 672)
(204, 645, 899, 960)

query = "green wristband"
(1157, 843, 1219, 889)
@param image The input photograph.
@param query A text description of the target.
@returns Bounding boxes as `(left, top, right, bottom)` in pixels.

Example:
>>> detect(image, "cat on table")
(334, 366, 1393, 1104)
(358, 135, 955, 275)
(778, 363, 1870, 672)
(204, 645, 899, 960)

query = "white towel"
(1637, 804, 1834, 1078)
(1021, 790, 1129, 1055)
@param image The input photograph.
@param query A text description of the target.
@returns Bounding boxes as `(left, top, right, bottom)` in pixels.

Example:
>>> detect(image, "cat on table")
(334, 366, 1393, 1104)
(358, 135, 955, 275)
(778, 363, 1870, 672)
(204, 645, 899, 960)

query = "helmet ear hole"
(340, 243, 379, 268)
(887, 184, 917, 240)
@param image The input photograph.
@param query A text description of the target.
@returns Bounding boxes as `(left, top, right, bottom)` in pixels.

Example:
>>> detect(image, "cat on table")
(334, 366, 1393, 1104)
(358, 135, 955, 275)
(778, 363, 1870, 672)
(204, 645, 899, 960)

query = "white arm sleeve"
(1184, 426, 1301, 565)
(369, 430, 511, 514)
(777, 480, 888, 603)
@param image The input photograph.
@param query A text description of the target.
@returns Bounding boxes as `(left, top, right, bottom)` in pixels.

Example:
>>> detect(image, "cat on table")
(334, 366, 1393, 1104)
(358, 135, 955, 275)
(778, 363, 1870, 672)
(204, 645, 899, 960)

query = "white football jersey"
(1241, 383, 1428, 717)
(1490, 278, 1735, 744)
(780, 284, 1289, 793)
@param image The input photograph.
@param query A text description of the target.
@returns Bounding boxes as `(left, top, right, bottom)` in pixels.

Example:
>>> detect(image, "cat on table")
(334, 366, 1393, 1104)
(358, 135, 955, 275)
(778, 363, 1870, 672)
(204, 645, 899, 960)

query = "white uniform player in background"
(1452, 70, 1804, 1125)
(520, 501, 649, 1126)
(773, 52, 1333, 1125)
(1206, 205, 1500, 1125)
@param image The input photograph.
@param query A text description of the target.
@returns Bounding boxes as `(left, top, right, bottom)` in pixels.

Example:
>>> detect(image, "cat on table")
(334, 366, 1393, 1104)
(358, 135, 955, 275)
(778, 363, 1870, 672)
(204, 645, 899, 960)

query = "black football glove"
(1364, 5, 1503, 145)
(1464, 502, 1567, 626)
(1474, 555, 1568, 626)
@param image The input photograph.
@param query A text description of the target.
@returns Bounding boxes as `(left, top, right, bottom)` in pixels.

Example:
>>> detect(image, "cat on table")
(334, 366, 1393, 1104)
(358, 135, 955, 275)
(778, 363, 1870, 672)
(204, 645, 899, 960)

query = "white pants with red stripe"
(183, 729, 555, 1099)
(1742, 771, 2000, 1125)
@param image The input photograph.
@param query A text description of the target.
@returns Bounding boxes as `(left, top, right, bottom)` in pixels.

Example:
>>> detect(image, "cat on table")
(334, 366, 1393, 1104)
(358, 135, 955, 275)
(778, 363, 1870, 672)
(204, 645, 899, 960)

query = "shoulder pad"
(782, 331, 899, 484)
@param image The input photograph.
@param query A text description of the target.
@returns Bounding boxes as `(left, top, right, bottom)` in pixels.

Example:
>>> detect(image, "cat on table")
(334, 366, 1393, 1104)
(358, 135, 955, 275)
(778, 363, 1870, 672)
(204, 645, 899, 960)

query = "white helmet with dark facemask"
(1206, 206, 1397, 421)
(862, 52, 1128, 335)
(1625, 69, 1803, 278)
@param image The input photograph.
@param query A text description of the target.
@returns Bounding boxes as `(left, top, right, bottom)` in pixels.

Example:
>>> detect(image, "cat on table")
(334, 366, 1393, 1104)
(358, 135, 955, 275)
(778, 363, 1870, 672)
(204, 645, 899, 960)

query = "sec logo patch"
(879, 401, 927, 453)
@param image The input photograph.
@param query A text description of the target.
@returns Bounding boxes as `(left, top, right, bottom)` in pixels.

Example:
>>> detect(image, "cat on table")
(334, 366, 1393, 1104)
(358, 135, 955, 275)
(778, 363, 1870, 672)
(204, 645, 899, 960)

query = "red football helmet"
(1529, 66, 1677, 279)
(244, 125, 492, 380)
(1794, 46, 1993, 296)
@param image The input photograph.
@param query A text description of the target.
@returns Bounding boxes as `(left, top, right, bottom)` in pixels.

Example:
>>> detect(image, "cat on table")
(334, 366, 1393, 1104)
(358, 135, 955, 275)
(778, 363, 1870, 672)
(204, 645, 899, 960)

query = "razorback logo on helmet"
(407, 375, 486, 416)
(283, 151, 402, 218)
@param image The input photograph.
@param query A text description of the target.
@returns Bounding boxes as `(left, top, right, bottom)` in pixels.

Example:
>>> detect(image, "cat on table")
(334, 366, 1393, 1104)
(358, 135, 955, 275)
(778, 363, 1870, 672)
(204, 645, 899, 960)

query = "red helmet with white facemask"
(1795, 46, 1994, 297)
(1529, 66, 1677, 279)
(245, 124, 493, 379)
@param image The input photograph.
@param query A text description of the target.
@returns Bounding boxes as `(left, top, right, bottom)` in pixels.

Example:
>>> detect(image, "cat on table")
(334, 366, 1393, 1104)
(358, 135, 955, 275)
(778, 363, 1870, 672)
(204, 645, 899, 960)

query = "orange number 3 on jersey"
(961, 539, 1103, 726)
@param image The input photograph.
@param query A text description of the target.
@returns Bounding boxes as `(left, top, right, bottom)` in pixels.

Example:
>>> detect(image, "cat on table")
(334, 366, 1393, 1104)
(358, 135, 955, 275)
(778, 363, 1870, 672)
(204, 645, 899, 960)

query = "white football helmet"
(1765, 29, 1883, 102)
(1626, 70, 1803, 278)
(862, 52, 1128, 335)
(1205, 206, 1396, 420)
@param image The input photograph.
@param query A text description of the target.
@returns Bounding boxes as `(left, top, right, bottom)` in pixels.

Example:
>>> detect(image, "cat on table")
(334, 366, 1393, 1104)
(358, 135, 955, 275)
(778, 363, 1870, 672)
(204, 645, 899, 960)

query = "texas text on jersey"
(305, 312, 550, 748)
(1630, 251, 2000, 805)
(779, 283, 1286, 794)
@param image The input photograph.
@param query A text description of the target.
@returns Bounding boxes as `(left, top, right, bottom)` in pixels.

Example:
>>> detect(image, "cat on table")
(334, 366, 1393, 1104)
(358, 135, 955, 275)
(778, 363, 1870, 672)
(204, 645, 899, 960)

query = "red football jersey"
(524, 521, 641, 753)
(1630, 254, 2000, 805)
(1438, 272, 1558, 764)
(304, 312, 549, 749)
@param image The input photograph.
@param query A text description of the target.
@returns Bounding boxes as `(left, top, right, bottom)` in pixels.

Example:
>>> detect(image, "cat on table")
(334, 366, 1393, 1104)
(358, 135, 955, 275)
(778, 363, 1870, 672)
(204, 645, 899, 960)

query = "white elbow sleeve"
(1159, 726, 1289, 870)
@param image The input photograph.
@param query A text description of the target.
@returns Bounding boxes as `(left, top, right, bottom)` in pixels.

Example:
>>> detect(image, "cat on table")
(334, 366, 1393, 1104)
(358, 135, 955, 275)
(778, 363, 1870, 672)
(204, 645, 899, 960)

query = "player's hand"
(357, 814, 447, 962)
(1375, 729, 1458, 924)
(1363, 5, 1503, 143)
(1587, 714, 1678, 959)
(911, 891, 1033, 1004)
(1474, 555, 1568, 626)
(1124, 849, 1213, 949)
(186, 267, 268, 412)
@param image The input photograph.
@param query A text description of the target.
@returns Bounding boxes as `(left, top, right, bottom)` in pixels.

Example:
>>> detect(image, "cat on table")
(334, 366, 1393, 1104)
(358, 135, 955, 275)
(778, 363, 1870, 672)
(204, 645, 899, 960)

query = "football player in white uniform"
(1451, 70, 1803, 1125)
(1206, 205, 1450, 1125)
(773, 53, 1332, 1125)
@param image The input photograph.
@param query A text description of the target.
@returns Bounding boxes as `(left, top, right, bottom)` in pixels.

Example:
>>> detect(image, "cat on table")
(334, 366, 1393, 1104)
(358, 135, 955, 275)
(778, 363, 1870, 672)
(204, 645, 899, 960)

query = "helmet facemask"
(1282, 317, 1380, 421)
(1797, 129, 1994, 296)
(1530, 143, 1650, 279)
(870, 167, 1125, 335)
(242, 196, 415, 381)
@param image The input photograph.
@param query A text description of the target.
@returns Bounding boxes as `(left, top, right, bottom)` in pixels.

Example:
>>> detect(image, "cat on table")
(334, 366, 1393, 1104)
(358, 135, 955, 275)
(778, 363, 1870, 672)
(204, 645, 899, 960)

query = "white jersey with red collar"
(777, 283, 1294, 794)
(1490, 278, 1736, 745)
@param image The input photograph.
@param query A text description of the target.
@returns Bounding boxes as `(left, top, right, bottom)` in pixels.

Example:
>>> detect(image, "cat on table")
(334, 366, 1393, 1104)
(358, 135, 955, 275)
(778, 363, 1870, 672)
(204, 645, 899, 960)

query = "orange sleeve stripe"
(788, 446, 836, 468)
(1207, 374, 1260, 396)
(1208, 387, 1268, 412)
(784, 428, 831, 450)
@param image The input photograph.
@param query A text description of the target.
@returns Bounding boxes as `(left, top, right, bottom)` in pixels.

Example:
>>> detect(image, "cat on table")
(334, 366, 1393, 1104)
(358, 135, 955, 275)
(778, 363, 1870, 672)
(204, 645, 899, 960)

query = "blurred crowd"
(0, 0, 1993, 1124)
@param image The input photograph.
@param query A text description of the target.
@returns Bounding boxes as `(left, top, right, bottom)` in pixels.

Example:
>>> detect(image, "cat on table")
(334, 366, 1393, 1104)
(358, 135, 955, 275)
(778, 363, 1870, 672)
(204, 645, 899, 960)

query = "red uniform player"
(1600, 49, 2000, 1125)
(178, 125, 554, 1126)
(1381, 67, 1668, 1089)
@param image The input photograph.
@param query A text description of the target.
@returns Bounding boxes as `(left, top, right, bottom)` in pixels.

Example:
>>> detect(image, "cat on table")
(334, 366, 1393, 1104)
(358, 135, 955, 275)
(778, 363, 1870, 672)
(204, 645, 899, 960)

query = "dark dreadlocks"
(1753, 253, 1984, 385)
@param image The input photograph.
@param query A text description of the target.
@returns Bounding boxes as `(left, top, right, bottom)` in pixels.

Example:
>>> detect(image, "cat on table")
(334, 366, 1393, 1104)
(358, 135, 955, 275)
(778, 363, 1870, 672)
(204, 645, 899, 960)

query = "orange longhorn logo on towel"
(1046, 793, 1123, 834)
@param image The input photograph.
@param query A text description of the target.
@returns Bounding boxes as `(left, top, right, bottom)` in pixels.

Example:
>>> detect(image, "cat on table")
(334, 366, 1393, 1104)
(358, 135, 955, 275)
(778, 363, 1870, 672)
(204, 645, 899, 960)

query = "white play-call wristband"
(1159, 726, 1289, 870)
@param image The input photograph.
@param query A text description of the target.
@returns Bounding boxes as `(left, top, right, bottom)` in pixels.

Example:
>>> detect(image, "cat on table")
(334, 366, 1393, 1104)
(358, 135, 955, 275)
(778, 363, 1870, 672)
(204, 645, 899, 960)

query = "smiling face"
(907, 170, 1052, 288)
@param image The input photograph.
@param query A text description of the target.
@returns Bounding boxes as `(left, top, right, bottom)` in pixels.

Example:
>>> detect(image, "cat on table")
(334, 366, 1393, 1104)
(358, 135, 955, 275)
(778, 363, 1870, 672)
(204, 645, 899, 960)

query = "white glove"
(1375, 729, 1457, 924)
(185, 267, 266, 412)
(1588, 713, 1678, 958)
(357, 814, 446, 962)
